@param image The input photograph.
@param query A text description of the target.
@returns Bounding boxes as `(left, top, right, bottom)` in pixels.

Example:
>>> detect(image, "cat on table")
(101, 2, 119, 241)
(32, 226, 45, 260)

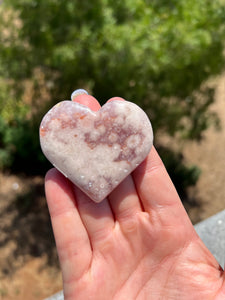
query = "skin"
(45, 94, 225, 300)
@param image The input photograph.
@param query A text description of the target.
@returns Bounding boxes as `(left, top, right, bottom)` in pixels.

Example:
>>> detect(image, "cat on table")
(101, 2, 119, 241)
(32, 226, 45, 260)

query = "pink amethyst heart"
(40, 100, 153, 202)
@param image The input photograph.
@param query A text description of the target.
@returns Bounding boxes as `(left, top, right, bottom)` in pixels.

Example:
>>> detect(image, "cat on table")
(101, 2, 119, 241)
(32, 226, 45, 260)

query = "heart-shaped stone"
(40, 100, 153, 202)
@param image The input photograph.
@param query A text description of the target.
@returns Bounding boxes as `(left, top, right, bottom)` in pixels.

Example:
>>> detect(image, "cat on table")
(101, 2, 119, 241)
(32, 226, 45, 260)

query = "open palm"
(45, 94, 225, 300)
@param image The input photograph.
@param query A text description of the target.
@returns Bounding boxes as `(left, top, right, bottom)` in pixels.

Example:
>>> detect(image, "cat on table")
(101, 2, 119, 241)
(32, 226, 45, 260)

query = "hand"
(45, 94, 225, 300)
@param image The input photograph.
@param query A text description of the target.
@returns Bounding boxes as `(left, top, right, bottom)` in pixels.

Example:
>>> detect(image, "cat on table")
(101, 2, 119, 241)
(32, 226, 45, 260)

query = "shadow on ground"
(0, 176, 59, 278)
(158, 145, 203, 223)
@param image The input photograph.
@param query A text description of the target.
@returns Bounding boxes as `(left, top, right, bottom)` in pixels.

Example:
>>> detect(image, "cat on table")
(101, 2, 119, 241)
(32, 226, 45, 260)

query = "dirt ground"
(0, 74, 225, 300)
(183, 74, 225, 222)
(0, 175, 62, 299)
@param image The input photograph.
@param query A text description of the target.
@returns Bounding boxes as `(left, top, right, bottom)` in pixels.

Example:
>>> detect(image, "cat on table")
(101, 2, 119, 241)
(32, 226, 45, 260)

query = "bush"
(0, 0, 224, 188)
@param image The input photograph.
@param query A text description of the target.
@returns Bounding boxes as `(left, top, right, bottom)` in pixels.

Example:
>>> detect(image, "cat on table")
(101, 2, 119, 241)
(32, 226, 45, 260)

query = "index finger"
(132, 146, 193, 229)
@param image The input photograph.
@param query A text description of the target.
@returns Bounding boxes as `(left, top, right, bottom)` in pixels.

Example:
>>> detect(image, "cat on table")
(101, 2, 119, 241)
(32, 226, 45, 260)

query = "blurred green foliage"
(0, 0, 224, 189)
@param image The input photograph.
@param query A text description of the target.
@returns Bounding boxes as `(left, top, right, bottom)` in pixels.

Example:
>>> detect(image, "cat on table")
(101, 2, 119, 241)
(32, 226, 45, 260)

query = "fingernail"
(71, 89, 88, 101)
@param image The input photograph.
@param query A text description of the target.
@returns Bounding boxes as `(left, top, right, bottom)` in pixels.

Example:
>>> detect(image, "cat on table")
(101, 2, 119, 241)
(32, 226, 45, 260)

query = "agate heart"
(40, 100, 153, 202)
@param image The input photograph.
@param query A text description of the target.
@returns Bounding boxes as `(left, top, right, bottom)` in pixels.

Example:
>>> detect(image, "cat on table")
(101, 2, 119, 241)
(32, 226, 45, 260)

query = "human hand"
(45, 94, 225, 300)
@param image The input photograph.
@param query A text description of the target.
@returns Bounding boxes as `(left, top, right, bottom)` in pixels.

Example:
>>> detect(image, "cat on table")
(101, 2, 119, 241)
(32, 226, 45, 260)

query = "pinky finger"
(45, 169, 92, 284)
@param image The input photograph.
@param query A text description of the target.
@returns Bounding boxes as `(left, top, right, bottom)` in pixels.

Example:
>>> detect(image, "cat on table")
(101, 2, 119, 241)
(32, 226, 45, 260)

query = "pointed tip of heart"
(71, 89, 89, 101)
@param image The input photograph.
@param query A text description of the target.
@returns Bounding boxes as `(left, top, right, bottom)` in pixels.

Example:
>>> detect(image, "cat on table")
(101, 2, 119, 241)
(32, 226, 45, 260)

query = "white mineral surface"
(40, 100, 153, 202)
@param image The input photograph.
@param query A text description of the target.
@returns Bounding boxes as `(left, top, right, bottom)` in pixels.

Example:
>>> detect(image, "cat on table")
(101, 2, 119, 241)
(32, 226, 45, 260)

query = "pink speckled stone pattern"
(40, 100, 153, 202)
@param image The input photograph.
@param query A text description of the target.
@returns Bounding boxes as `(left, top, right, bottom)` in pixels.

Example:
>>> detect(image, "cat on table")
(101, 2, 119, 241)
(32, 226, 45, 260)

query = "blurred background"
(0, 0, 225, 299)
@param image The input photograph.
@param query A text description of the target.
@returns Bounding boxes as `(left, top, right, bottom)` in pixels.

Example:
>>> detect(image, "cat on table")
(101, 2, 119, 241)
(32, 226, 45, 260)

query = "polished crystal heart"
(40, 100, 153, 202)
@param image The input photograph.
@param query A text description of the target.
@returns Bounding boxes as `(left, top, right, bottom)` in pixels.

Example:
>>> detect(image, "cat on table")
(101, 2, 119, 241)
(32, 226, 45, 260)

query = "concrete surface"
(195, 209, 225, 268)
